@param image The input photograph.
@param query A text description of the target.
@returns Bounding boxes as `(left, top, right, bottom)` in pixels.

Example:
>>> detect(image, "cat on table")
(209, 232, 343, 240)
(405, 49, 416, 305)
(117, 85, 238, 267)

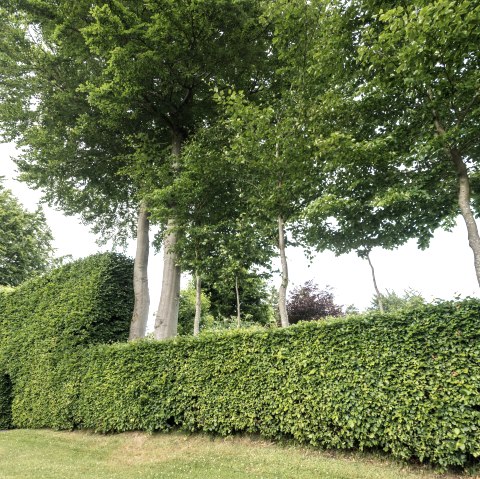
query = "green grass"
(0, 430, 472, 479)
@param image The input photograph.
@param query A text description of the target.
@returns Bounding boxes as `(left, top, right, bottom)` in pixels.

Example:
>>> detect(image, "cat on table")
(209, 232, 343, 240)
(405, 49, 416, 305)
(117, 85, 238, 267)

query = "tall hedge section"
(0, 252, 134, 429)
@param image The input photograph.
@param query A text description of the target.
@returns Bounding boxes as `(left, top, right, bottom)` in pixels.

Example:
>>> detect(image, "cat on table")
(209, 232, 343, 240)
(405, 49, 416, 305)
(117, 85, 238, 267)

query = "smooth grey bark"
(433, 116, 480, 287)
(235, 275, 241, 328)
(154, 218, 181, 339)
(450, 149, 480, 287)
(366, 252, 384, 313)
(278, 215, 289, 327)
(194, 272, 201, 336)
(154, 132, 183, 339)
(129, 201, 150, 340)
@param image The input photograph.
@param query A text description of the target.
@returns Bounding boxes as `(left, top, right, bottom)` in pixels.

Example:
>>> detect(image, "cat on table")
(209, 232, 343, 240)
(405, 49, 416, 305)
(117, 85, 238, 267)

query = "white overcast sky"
(1, 141, 478, 325)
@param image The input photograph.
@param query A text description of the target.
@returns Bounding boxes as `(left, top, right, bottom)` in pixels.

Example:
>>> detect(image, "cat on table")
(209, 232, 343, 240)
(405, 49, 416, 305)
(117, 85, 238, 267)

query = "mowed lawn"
(0, 429, 472, 479)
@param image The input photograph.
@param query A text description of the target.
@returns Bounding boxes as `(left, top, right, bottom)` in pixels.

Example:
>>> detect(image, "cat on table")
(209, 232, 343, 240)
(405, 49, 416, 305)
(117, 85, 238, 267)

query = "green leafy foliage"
(307, 0, 480, 267)
(0, 3, 139, 243)
(177, 282, 213, 336)
(0, 182, 53, 286)
(0, 252, 133, 428)
(5, 298, 480, 468)
(204, 273, 274, 327)
(177, 277, 275, 334)
(369, 288, 426, 313)
(148, 119, 278, 311)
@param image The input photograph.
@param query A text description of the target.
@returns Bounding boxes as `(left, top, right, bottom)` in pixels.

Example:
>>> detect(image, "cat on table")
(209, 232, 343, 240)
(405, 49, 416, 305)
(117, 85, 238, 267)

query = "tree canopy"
(0, 2, 138, 242)
(1, 0, 479, 327)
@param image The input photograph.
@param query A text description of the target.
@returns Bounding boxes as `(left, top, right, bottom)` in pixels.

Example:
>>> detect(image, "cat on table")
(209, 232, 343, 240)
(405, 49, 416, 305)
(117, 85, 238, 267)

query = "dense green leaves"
(0, 253, 133, 428)
(82, 0, 270, 135)
(177, 282, 213, 336)
(369, 288, 426, 313)
(328, 0, 480, 272)
(150, 120, 276, 288)
(4, 0, 480, 307)
(0, 252, 133, 353)
(3, 297, 480, 467)
(0, 2, 139, 242)
(0, 9, 479, 465)
(203, 273, 274, 327)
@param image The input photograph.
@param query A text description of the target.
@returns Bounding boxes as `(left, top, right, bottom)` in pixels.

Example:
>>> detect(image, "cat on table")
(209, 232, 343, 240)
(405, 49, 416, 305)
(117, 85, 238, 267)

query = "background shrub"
(287, 281, 343, 324)
(203, 274, 274, 326)
(177, 282, 214, 335)
(369, 288, 426, 312)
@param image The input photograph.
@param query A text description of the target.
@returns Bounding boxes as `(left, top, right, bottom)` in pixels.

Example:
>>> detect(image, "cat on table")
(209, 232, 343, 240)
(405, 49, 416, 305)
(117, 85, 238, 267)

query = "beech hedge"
(79, 302, 480, 468)
(1, 264, 479, 467)
(0, 253, 134, 429)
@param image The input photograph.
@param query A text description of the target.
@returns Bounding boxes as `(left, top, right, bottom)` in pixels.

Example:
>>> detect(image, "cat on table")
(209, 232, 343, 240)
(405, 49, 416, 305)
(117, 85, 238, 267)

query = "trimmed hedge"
(8, 299, 480, 468)
(1, 264, 479, 469)
(0, 253, 134, 429)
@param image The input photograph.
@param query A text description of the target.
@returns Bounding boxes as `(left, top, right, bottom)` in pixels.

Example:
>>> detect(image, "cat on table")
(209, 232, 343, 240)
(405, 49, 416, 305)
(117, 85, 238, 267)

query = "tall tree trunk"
(194, 272, 201, 336)
(235, 275, 241, 328)
(129, 201, 150, 340)
(366, 252, 384, 313)
(277, 215, 289, 327)
(154, 131, 183, 340)
(450, 148, 480, 287)
(433, 115, 480, 287)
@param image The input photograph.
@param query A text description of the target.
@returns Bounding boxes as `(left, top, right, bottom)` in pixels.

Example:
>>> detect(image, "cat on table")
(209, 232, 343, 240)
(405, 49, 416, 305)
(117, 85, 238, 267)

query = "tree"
(362, 250, 385, 313)
(0, 181, 53, 286)
(148, 119, 277, 331)
(80, 0, 271, 339)
(353, 0, 480, 285)
(214, 0, 335, 329)
(0, 3, 138, 241)
(0, 3, 149, 340)
(265, 0, 460, 302)
(215, 86, 316, 328)
(286, 281, 343, 324)
(177, 281, 213, 336)
(142, 0, 323, 331)
(1, 1, 272, 339)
